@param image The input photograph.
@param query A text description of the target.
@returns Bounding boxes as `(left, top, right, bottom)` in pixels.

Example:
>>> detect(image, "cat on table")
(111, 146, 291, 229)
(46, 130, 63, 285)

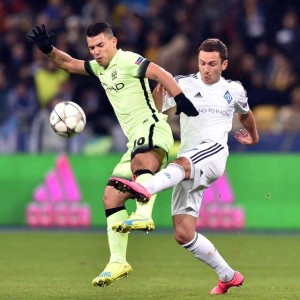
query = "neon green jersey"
(85, 49, 167, 140)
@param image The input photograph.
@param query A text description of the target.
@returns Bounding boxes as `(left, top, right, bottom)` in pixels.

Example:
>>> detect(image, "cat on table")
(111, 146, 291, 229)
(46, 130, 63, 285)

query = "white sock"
(182, 232, 235, 282)
(141, 163, 185, 194)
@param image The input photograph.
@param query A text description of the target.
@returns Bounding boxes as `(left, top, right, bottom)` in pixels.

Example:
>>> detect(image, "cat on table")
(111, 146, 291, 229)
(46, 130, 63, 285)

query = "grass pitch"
(0, 230, 299, 300)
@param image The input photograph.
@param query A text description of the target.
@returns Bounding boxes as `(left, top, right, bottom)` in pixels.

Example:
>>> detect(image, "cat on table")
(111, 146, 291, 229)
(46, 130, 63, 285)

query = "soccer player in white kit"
(109, 38, 259, 295)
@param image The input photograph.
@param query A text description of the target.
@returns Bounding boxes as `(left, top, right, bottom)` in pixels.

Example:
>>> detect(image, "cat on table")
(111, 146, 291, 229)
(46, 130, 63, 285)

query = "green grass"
(0, 230, 300, 300)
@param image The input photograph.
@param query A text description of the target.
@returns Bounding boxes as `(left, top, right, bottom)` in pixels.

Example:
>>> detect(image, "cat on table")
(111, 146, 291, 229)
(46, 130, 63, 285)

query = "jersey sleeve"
(233, 82, 250, 114)
(85, 60, 102, 77)
(121, 51, 150, 78)
(162, 95, 176, 112)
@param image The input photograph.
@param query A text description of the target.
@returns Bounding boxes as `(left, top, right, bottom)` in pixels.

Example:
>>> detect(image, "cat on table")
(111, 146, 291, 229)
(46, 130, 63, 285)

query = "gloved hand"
(27, 24, 55, 54)
(174, 93, 199, 117)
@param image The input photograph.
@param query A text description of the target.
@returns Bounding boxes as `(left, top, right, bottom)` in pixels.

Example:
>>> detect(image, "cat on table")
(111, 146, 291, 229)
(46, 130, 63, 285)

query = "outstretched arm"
(235, 110, 259, 145)
(28, 24, 88, 76)
(47, 47, 88, 75)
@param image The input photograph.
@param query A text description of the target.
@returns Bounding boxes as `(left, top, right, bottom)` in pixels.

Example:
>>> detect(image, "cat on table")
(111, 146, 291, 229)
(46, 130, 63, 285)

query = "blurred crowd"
(1, 0, 300, 153)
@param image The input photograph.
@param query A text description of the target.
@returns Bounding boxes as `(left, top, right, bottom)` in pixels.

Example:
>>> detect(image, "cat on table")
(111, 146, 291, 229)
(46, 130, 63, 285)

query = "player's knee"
(171, 157, 191, 179)
(174, 227, 194, 245)
(131, 150, 163, 173)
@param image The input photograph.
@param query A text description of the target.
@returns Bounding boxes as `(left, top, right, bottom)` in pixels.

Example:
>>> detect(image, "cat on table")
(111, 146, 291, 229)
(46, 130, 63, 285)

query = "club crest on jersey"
(111, 69, 117, 80)
(135, 56, 144, 65)
(224, 91, 233, 103)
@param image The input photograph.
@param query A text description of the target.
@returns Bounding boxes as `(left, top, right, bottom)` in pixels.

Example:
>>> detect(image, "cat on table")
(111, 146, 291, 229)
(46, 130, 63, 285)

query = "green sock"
(135, 173, 157, 219)
(107, 210, 129, 263)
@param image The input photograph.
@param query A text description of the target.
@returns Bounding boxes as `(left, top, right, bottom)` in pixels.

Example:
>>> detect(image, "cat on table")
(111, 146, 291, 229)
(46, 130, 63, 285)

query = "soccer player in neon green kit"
(28, 22, 198, 287)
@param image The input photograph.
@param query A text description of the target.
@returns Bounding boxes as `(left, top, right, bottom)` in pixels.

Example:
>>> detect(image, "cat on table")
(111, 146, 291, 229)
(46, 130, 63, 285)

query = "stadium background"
(1, 0, 300, 229)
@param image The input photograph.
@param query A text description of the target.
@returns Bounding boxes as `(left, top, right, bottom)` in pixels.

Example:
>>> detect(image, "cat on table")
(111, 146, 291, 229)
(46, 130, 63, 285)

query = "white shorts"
(171, 142, 228, 217)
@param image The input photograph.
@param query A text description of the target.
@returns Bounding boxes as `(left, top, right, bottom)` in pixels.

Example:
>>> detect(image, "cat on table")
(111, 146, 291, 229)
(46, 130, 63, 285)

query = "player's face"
(198, 51, 228, 84)
(87, 33, 117, 68)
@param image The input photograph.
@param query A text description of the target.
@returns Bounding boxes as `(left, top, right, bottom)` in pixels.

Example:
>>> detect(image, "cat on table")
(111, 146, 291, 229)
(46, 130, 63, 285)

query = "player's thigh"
(198, 149, 227, 188)
(112, 120, 173, 177)
(111, 149, 132, 179)
(181, 143, 228, 191)
(171, 183, 203, 218)
(131, 147, 167, 173)
(151, 120, 174, 155)
(130, 120, 174, 167)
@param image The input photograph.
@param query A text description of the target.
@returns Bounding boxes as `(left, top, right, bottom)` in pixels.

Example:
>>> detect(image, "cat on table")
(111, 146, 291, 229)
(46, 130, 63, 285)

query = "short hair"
(86, 22, 114, 38)
(198, 38, 228, 62)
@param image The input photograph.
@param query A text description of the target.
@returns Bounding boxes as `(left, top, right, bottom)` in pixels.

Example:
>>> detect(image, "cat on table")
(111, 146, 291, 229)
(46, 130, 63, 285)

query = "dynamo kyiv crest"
(224, 91, 233, 103)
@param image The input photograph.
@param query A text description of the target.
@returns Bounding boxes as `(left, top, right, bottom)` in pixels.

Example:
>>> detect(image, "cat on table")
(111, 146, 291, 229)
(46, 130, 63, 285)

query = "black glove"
(174, 93, 199, 117)
(27, 24, 55, 54)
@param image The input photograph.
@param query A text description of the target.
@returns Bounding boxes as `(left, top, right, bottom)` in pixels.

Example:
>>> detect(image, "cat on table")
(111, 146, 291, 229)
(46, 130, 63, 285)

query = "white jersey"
(163, 73, 249, 156)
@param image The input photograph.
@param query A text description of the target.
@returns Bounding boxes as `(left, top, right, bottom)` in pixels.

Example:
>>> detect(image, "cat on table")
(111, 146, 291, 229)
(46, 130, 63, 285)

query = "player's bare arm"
(47, 48, 88, 75)
(145, 62, 181, 97)
(27, 24, 88, 76)
(235, 111, 259, 145)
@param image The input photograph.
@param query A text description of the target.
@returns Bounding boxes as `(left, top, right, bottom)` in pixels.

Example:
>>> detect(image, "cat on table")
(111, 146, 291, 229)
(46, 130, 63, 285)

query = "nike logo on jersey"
(194, 92, 202, 98)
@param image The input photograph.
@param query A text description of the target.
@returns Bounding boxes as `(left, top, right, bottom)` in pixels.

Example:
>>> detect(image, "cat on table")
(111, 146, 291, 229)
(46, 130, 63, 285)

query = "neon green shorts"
(112, 119, 174, 179)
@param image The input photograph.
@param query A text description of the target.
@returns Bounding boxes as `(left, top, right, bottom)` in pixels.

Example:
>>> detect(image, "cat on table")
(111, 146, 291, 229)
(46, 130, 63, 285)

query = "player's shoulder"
(224, 78, 244, 88)
(224, 78, 246, 92)
(118, 49, 144, 63)
(174, 73, 198, 84)
(223, 78, 248, 100)
(118, 49, 136, 57)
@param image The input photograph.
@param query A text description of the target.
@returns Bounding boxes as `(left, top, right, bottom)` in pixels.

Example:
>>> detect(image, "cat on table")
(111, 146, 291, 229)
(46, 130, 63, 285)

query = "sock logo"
(164, 172, 171, 179)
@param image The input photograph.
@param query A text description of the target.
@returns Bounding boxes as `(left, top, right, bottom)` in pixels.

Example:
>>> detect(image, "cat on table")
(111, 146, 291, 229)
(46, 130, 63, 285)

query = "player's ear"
(112, 36, 118, 48)
(221, 60, 228, 71)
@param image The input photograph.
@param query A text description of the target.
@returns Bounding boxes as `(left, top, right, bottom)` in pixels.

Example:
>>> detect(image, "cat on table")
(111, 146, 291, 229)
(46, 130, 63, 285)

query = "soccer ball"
(50, 101, 86, 138)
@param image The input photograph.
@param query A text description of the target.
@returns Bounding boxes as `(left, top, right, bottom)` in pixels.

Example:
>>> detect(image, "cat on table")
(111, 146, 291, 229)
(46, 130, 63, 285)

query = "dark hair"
(86, 22, 114, 38)
(198, 38, 228, 62)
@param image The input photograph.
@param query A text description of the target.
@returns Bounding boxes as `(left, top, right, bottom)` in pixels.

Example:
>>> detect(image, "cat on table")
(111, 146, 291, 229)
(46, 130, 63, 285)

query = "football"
(50, 101, 86, 138)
